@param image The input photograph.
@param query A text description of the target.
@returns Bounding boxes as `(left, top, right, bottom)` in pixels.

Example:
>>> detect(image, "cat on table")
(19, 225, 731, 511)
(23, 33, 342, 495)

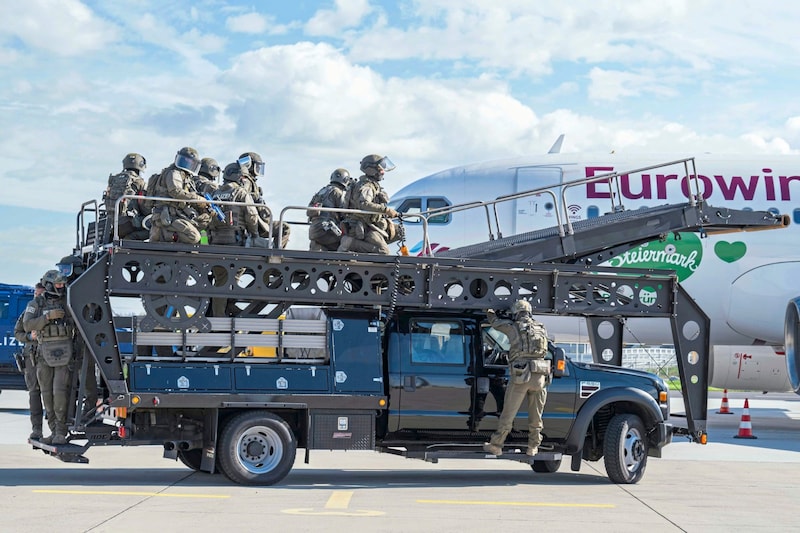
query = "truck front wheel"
(603, 413, 648, 484)
(218, 410, 297, 485)
(531, 458, 562, 473)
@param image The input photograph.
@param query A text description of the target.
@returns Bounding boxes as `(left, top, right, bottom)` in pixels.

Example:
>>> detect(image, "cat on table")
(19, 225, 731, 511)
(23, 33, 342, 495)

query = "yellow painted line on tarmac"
(283, 490, 385, 516)
(325, 490, 354, 509)
(33, 489, 229, 499)
(417, 499, 614, 508)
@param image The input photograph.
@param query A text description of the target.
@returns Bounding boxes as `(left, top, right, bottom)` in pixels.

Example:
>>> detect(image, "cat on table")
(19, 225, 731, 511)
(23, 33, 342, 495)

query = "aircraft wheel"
(217, 410, 296, 485)
(603, 413, 648, 484)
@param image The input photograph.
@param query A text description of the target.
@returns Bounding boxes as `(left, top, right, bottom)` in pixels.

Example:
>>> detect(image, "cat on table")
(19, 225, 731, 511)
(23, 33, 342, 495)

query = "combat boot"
(40, 435, 54, 445)
(482, 442, 503, 455)
(526, 447, 538, 457)
(52, 434, 68, 445)
(29, 426, 43, 440)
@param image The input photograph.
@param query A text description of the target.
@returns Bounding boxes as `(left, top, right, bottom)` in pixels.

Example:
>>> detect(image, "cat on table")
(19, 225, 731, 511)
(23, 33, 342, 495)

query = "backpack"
(518, 317, 548, 359)
(142, 172, 163, 213)
(105, 171, 138, 212)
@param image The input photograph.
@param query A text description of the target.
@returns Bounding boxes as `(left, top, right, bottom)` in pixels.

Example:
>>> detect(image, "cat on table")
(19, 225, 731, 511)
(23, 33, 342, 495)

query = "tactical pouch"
(530, 359, 551, 375)
(510, 361, 532, 384)
(39, 339, 73, 367)
(158, 206, 172, 226)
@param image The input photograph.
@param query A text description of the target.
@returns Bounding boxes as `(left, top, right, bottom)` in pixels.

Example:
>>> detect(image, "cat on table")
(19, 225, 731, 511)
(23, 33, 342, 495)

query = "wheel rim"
(235, 424, 284, 474)
(623, 425, 645, 473)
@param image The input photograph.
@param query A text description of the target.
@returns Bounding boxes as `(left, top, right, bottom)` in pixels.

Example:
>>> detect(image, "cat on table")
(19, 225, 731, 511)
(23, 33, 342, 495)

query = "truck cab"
(0, 283, 34, 391)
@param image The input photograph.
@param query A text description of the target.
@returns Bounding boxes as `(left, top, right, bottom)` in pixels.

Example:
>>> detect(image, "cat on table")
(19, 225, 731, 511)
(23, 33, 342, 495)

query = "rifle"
(203, 193, 226, 222)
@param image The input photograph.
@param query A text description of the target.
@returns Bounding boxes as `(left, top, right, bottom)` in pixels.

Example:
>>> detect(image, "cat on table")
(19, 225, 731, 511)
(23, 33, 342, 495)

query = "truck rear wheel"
(218, 411, 297, 485)
(603, 413, 648, 484)
(531, 458, 562, 473)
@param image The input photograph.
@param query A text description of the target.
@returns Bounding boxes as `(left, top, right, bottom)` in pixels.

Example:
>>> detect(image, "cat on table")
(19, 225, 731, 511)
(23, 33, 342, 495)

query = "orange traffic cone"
(734, 398, 757, 439)
(717, 389, 734, 414)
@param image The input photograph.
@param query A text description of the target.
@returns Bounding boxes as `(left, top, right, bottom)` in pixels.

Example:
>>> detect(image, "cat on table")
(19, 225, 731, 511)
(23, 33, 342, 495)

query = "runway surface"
(1, 390, 798, 532)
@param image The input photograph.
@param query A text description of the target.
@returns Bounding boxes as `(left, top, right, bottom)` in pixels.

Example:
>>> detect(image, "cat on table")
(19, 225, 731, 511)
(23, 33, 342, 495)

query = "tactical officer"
(104, 152, 149, 241)
(57, 254, 99, 419)
(13, 282, 45, 439)
(482, 299, 551, 457)
(208, 163, 261, 245)
(338, 154, 401, 254)
(23, 270, 73, 445)
(195, 157, 221, 196)
(307, 168, 353, 251)
(148, 147, 211, 244)
(237, 151, 290, 248)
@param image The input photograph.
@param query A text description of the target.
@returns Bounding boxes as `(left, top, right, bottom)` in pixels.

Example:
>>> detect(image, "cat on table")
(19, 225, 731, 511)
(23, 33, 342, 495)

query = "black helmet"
(199, 157, 221, 180)
(330, 168, 352, 187)
(122, 153, 146, 173)
(41, 269, 66, 298)
(360, 154, 396, 180)
(175, 147, 201, 175)
(238, 152, 265, 178)
(222, 162, 242, 182)
(57, 254, 84, 282)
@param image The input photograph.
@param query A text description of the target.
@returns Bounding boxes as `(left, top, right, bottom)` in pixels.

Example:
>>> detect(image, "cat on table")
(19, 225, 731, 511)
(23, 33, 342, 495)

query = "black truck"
(30, 159, 787, 485)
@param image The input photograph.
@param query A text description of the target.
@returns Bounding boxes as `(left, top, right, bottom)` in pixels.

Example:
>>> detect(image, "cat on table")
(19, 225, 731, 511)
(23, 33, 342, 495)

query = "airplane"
(388, 138, 800, 394)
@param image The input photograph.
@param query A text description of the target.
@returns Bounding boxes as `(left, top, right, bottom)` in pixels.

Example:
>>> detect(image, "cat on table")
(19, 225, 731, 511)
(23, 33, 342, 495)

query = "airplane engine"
(784, 298, 800, 393)
(709, 345, 792, 392)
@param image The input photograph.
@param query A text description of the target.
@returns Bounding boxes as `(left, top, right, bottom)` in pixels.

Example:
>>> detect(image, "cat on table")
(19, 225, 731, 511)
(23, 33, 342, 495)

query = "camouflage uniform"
(14, 310, 43, 439)
(149, 164, 210, 244)
(23, 277, 73, 444)
(307, 176, 350, 251)
(483, 303, 550, 456)
(339, 175, 400, 254)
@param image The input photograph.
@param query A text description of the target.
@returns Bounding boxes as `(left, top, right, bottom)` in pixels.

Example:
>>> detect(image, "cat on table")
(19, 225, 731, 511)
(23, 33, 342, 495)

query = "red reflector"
(118, 426, 127, 438)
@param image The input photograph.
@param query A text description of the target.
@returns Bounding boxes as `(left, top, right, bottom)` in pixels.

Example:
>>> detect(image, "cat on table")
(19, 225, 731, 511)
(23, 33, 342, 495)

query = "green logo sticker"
(714, 241, 747, 263)
(639, 286, 658, 306)
(603, 232, 702, 281)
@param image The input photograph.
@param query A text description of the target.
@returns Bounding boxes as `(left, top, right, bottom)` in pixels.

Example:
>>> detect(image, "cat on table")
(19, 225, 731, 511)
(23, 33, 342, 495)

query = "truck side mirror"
(552, 346, 569, 377)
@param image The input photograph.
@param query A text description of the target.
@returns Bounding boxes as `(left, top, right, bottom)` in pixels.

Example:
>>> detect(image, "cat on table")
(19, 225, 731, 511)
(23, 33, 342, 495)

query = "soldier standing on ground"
(482, 299, 551, 457)
(14, 282, 45, 439)
(338, 154, 401, 254)
(307, 168, 353, 251)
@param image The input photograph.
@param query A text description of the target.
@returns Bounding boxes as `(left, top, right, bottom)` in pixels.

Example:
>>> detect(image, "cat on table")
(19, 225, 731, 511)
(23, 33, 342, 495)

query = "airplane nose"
(727, 262, 800, 344)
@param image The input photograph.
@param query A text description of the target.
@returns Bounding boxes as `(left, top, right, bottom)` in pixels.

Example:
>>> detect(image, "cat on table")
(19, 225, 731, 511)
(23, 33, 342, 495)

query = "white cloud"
(226, 12, 268, 34)
(0, 0, 118, 57)
(305, 0, 373, 36)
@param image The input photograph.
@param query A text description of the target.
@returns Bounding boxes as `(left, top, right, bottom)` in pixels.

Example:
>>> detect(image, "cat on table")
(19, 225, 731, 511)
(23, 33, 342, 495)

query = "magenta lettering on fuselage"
(585, 166, 800, 202)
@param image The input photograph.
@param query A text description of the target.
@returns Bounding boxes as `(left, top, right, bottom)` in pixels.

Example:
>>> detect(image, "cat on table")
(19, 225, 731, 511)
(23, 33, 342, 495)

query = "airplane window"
(794, 208, 800, 225)
(768, 207, 780, 216)
(426, 198, 452, 224)
(587, 206, 600, 219)
(396, 198, 422, 216)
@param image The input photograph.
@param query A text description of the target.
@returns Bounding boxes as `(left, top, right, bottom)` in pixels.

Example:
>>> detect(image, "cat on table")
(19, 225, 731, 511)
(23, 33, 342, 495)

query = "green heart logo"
(714, 241, 746, 263)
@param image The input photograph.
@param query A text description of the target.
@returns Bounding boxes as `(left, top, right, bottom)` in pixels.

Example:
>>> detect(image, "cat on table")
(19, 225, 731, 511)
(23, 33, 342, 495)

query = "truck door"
(393, 317, 474, 431)
(479, 323, 577, 440)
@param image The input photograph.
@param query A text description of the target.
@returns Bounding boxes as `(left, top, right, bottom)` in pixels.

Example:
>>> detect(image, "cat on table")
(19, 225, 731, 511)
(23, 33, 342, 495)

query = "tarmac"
(1, 389, 799, 533)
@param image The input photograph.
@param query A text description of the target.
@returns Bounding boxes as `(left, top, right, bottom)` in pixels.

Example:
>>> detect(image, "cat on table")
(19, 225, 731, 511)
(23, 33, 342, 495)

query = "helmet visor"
(378, 157, 396, 172)
(175, 154, 201, 175)
(253, 160, 266, 177)
(57, 262, 73, 279)
(237, 154, 252, 171)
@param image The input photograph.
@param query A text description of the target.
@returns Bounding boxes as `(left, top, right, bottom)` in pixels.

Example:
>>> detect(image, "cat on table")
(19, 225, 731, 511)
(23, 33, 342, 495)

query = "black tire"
(603, 413, 648, 484)
(217, 410, 297, 486)
(531, 457, 562, 473)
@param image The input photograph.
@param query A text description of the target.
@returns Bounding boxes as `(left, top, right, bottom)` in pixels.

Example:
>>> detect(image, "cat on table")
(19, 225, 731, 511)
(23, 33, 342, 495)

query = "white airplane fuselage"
(390, 153, 800, 392)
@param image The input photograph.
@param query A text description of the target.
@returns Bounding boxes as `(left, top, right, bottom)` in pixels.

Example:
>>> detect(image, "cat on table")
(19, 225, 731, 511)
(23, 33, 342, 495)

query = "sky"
(2, 0, 800, 286)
